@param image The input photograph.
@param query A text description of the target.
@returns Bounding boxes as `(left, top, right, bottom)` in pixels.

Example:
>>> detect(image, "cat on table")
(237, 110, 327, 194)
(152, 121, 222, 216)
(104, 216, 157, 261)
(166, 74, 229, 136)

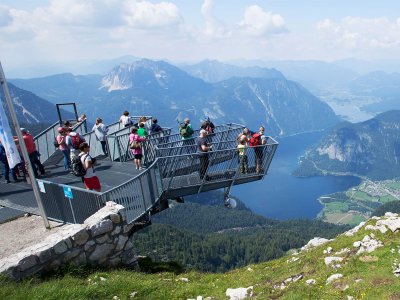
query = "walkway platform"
(0, 155, 143, 223)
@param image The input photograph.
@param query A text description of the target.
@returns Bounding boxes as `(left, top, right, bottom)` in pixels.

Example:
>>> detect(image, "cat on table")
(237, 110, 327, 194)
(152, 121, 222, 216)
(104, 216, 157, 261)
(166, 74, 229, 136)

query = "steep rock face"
(209, 77, 338, 136)
(0, 83, 66, 124)
(297, 110, 400, 179)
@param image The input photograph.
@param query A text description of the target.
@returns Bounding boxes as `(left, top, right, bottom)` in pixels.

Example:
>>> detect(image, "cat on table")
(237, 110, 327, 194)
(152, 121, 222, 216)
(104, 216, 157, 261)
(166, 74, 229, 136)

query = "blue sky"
(1, 0, 400, 75)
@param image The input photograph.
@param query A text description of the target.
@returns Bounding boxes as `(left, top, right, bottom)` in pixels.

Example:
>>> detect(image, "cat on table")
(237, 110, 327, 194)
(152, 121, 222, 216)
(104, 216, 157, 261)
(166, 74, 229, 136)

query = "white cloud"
(124, 1, 183, 29)
(238, 5, 287, 37)
(200, 0, 229, 38)
(317, 17, 400, 49)
(0, 5, 12, 27)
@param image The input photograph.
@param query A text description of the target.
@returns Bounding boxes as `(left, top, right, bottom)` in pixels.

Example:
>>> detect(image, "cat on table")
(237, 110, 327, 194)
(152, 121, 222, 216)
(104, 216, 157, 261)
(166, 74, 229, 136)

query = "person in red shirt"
(20, 128, 45, 177)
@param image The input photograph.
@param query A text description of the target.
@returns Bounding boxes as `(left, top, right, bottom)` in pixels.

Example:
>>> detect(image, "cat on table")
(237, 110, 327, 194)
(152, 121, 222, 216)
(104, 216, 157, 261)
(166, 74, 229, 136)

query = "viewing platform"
(0, 116, 278, 227)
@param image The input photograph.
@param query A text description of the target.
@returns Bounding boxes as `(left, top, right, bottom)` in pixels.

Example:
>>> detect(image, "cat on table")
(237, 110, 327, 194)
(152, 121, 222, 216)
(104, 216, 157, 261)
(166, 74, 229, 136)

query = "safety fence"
(148, 123, 242, 145)
(34, 120, 88, 165)
(36, 179, 104, 224)
(37, 135, 278, 224)
(106, 128, 172, 165)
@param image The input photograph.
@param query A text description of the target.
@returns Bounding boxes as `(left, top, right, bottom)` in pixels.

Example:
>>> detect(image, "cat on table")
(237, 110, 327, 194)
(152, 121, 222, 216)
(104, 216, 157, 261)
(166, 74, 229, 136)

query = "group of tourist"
(237, 126, 267, 174)
(0, 128, 46, 183)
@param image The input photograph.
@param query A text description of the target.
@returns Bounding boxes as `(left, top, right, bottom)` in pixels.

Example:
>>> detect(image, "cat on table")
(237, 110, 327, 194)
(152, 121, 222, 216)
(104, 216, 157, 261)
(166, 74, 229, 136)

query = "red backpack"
(249, 133, 261, 147)
(71, 133, 82, 149)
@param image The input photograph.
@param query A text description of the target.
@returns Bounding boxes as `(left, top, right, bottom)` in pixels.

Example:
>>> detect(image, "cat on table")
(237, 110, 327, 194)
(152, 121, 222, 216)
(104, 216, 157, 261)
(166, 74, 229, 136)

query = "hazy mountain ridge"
(180, 59, 285, 83)
(10, 59, 338, 136)
(0, 82, 71, 125)
(295, 110, 400, 180)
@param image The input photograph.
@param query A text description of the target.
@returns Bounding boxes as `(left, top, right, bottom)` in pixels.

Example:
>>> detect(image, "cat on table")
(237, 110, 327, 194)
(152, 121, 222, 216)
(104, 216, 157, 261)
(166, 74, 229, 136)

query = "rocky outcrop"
(0, 202, 139, 281)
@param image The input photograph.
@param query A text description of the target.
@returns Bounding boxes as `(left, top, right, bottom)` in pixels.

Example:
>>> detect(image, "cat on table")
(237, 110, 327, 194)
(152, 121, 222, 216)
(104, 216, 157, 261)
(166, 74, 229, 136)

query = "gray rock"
(63, 248, 81, 262)
(73, 253, 86, 266)
(89, 243, 115, 261)
(96, 234, 111, 244)
(326, 274, 343, 285)
(111, 226, 121, 235)
(53, 241, 69, 255)
(325, 257, 344, 266)
(116, 235, 128, 251)
(84, 240, 96, 252)
(72, 230, 89, 246)
(38, 249, 53, 263)
(110, 213, 121, 224)
(90, 219, 113, 237)
(226, 286, 253, 300)
(18, 255, 38, 272)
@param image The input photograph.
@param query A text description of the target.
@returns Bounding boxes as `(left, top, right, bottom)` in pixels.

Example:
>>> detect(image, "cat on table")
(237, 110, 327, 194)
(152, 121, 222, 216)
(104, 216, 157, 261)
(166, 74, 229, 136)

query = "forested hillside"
(132, 191, 348, 272)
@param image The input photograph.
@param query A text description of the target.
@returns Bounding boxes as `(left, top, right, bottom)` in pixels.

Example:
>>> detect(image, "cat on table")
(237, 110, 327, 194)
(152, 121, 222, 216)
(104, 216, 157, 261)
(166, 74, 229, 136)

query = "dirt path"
(0, 215, 67, 260)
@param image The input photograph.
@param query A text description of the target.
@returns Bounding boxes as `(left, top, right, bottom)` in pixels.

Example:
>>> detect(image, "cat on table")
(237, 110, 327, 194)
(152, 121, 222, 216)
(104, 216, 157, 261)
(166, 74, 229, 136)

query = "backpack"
(71, 155, 87, 177)
(129, 136, 141, 149)
(70, 134, 82, 150)
(205, 124, 213, 134)
(179, 123, 193, 138)
(249, 133, 261, 147)
(0, 145, 6, 163)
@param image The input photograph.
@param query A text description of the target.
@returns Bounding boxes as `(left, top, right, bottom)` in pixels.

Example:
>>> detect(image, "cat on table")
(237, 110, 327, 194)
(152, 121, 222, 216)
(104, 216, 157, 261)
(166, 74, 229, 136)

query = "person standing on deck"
(79, 142, 101, 192)
(129, 127, 146, 170)
(20, 128, 45, 177)
(92, 118, 109, 156)
(150, 118, 162, 134)
(0, 141, 18, 183)
(196, 129, 212, 180)
(56, 127, 71, 170)
(119, 111, 132, 128)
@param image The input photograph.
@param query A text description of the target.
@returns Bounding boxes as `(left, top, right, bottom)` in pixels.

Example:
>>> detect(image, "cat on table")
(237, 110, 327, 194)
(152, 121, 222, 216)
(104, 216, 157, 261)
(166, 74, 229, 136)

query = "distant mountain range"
(180, 59, 285, 83)
(294, 110, 400, 180)
(10, 59, 339, 136)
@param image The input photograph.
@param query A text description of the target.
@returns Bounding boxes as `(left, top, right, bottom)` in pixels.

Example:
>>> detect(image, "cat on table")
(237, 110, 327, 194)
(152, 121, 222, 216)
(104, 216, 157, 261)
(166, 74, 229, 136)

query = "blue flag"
(0, 95, 21, 168)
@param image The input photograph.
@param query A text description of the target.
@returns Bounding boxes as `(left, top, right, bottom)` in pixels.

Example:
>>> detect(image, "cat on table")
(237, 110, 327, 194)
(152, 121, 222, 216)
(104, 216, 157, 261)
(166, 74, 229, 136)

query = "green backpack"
(179, 123, 193, 138)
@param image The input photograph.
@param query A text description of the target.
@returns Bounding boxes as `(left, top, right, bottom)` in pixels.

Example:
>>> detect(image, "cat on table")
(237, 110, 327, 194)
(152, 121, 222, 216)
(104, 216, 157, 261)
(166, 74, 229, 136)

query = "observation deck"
(0, 117, 278, 226)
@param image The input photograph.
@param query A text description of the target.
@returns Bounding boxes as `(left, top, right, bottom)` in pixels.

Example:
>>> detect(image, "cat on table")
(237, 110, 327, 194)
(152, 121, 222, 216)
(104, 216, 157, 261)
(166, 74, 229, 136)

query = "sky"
(2, 0, 400, 75)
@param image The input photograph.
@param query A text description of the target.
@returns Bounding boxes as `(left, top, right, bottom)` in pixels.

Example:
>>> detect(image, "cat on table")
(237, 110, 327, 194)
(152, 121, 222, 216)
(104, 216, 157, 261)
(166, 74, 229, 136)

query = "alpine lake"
(232, 131, 361, 220)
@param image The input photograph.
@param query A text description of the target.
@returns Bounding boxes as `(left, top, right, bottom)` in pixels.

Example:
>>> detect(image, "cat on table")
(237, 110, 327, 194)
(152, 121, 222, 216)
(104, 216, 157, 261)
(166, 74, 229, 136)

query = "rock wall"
(0, 202, 139, 281)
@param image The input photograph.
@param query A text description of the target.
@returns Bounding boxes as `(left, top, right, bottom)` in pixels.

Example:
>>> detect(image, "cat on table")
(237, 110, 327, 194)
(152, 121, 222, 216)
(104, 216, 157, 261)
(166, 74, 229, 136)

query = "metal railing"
(35, 122, 278, 225)
(106, 128, 172, 164)
(150, 123, 244, 146)
(36, 179, 104, 224)
(34, 120, 87, 164)
(33, 122, 60, 163)
(101, 137, 278, 223)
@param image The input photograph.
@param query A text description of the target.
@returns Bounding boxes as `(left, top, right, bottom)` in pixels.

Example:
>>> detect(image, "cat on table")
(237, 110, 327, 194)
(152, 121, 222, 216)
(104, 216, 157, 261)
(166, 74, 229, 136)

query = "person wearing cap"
(20, 128, 45, 177)
(196, 129, 212, 180)
(92, 118, 109, 156)
(56, 127, 71, 170)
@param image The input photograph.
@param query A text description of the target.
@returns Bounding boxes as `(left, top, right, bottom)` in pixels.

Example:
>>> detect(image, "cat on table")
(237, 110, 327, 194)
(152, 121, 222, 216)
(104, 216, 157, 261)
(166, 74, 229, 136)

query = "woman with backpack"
(56, 127, 71, 170)
(79, 142, 101, 192)
(92, 118, 109, 155)
(129, 127, 146, 170)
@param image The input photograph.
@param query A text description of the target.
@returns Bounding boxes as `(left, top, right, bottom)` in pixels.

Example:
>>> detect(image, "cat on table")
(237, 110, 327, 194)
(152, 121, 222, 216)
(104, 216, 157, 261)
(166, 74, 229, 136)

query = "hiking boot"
(5, 179, 11, 184)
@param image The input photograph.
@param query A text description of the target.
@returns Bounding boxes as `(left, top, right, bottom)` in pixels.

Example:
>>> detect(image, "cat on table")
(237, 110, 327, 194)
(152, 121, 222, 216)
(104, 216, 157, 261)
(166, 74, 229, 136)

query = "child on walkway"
(129, 128, 146, 170)
(237, 139, 248, 174)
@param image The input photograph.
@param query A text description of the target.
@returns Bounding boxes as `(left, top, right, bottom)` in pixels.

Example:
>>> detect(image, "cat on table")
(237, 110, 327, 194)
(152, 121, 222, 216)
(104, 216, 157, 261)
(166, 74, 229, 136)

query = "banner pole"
(0, 61, 50, 229)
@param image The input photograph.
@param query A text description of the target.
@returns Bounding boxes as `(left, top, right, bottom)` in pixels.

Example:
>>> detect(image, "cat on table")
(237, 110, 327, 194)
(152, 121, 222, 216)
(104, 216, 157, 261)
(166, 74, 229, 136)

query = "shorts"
(134, 154, 143, 159)
(83, 176, 101, 190)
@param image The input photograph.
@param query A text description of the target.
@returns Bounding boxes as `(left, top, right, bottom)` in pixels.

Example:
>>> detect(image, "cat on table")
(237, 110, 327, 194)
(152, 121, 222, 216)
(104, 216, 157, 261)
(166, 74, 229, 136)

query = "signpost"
(0, 61, 50, 229)
(63, 186, 76, 223)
